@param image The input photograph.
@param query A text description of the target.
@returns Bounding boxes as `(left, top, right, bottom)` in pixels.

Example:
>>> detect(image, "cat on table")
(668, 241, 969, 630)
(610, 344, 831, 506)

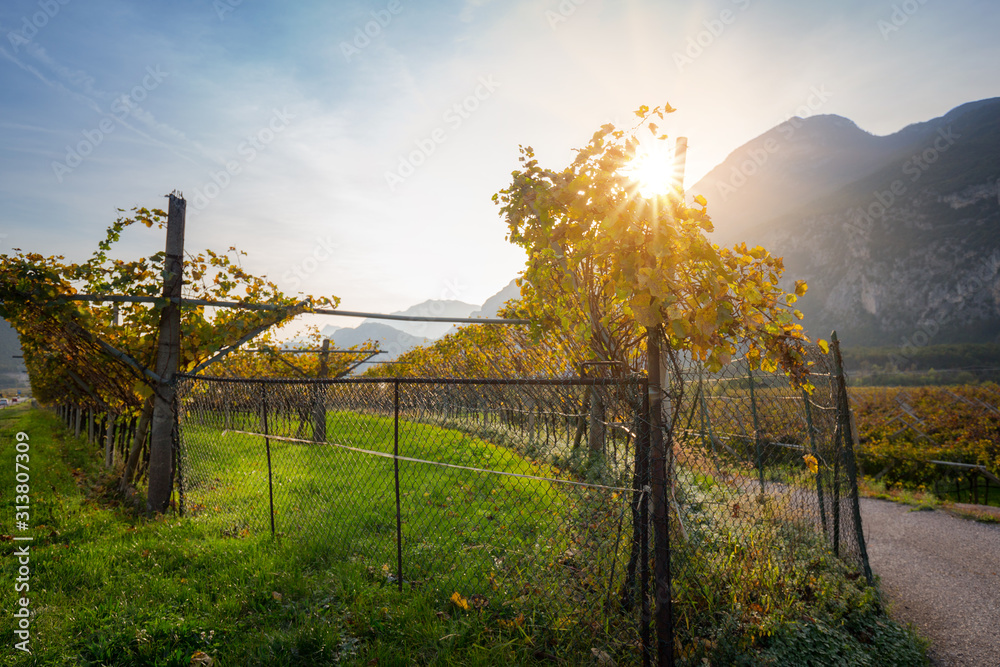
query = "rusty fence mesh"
(174, 345, 871, 665)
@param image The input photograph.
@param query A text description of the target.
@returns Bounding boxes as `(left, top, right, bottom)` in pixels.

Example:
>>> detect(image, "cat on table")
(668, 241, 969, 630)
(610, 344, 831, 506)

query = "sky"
(1, 0, 999, 337)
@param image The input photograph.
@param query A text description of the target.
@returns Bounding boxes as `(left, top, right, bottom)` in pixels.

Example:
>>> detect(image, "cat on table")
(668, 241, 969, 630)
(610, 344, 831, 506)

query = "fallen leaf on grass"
(499, 613, 525, 629)
(450, 592, 470, 611)
(591, 648, 615, 666)
(190, 651, 213, 666)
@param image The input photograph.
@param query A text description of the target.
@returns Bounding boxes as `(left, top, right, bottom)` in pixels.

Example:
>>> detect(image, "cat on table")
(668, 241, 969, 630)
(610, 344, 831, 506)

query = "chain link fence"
(664, 342, 872, 662)
(177, 375, 655, 660)
(175, 341, 870, 665)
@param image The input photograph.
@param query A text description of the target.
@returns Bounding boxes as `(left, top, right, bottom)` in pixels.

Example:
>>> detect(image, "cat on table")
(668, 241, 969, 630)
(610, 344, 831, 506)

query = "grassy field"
(1, 404, 929, 665)
(180, 407, 640, 655)
(2, 404, 642, 666)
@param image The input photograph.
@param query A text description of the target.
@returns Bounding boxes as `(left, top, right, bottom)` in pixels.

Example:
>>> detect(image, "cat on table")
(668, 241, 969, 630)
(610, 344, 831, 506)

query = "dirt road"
(860, 498, 1000, 666)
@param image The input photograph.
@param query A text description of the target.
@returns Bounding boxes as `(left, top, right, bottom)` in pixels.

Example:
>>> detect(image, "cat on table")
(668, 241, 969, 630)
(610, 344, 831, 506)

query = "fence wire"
(177, 375, 654, 660)
(175, 343, 870, 666)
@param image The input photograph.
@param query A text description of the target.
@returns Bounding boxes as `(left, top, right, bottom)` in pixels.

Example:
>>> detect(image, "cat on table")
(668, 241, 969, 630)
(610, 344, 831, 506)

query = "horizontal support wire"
(177, 374, 646, 387)
(219, 427, 637, 493)
(64, 294, 531, 325)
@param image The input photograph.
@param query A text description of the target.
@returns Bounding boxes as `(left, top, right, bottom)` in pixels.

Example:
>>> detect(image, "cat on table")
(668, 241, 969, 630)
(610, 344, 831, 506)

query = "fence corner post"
(148, 192, 186, 515)
(830, 331, 874, 585)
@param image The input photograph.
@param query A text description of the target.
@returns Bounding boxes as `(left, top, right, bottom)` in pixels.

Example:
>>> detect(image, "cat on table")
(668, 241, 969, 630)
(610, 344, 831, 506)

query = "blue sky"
(1, 0, 998, 335)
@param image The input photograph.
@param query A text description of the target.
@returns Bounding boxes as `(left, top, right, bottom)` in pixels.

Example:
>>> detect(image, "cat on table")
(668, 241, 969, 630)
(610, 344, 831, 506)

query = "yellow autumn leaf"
(817, 339, 829, 354)
(803, 454, 819, 475)
(450, 592, 470, 611)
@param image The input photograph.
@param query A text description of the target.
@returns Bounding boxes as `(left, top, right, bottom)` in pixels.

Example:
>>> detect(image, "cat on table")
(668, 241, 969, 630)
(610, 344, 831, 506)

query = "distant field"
(850, 383, 1000, 505)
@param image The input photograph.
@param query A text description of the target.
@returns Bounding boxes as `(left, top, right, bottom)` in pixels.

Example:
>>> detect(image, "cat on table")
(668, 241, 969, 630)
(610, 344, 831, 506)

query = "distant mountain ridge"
(317, 282, 523, 363)
(690, 97, 1000, 347)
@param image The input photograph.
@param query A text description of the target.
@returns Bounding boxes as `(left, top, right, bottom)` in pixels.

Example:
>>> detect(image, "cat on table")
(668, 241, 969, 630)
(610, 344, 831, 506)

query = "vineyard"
(850, 383, 1000, 505)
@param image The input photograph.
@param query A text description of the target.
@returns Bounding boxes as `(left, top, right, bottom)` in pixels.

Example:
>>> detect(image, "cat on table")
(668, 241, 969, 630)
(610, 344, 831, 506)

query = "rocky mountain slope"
(690, 98, 1000, 347)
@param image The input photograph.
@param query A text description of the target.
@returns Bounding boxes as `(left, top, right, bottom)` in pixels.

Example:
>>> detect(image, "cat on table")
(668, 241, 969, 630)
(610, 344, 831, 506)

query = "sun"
(623, 140, 678, 198)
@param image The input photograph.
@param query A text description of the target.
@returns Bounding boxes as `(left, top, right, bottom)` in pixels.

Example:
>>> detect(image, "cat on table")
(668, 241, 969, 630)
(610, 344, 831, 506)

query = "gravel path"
(860, 498, 1000, 666)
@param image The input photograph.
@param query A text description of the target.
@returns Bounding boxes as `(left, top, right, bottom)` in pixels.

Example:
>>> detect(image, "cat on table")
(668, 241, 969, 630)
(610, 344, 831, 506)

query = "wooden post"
(147, 193, 186, 514)
(313, 338, 330, 442)
(646, 327, 674, 667)
(104, 413, 116, 468)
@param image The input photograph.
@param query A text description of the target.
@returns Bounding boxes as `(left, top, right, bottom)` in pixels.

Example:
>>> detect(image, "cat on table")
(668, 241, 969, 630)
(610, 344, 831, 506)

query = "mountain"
(346, 300, 479, 340)
(468, 279, 520, 319)
(323, 321, 430, 362)
(690, 98, 1000, 348)
(315, 292, 516, 364)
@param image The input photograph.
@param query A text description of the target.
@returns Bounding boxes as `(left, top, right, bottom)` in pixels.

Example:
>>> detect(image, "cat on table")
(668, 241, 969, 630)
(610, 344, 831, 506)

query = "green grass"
(2, 405, 641, 666)
(180, 408, 631, 619)
(859, 477, 1000, 523)
(1, 405, 929, 665)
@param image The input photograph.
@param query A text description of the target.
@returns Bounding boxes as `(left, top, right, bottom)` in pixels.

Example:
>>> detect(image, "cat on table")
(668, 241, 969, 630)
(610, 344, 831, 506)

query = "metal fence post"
(393, 379, 403, 593)
(802, 390, 828, 539)
(748, 364, 765, 494)
(261, 384, 275, 538)
(832, 422, 842, 557)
